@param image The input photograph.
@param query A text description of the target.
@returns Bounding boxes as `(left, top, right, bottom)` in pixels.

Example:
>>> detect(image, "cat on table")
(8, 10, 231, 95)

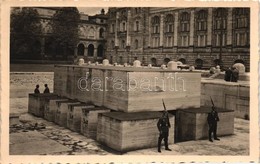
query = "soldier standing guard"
(207, 106, 220, 142)
(157, 111, 172, 153)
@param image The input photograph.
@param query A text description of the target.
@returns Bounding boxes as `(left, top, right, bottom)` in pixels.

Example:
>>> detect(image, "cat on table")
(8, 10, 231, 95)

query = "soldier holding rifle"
(207, 97, 220, 142)
(157, 99, 172, 153)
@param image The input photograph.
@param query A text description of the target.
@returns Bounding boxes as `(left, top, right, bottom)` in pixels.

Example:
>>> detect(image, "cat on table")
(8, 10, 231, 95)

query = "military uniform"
(207, 108, 220, 142)
(157, 112, 171, 152)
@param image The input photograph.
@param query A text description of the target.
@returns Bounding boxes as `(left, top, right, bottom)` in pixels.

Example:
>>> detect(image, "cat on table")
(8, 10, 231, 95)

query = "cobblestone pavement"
(10, 113, 249, 155)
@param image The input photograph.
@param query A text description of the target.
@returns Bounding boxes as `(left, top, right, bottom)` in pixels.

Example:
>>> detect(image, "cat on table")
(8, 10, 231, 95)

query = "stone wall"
(201, 80, 249, 119)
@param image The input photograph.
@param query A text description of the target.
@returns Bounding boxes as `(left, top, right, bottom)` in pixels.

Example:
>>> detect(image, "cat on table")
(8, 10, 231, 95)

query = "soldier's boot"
(209, 132, 213, 142)
(158, 139, 161, 153)
(165, 140, 172, 151)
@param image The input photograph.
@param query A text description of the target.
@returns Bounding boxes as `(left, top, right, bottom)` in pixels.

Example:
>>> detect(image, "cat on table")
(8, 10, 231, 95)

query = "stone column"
(115, 12, 119, 47)
(159, 14, 164, 47)
(84, 46, 88, 56)
(174, 12, 179, 46)
(227, 8, 233, 46)
(127, 10, 131, 46)
(207, 8, 213, 46)
(148, 16, 151, 47)
(94, 47, 97, 61)
(189, 10, 195, 46)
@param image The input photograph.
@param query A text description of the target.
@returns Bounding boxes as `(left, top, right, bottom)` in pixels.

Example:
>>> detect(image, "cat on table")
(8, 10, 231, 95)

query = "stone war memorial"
(28, 59, 235, 153)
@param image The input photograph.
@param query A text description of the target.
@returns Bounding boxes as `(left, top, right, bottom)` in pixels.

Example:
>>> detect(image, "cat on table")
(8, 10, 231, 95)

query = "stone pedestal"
(96, 111, 175, 152)
(66, 103, 95, 133)
(54, 65, 201, 112)
(28, 93, 58, 117)
(54, 100, 81, 127)
(44, 98, 68, 122)
(175, 107, 234, 142)
(81, 107, 110, 139)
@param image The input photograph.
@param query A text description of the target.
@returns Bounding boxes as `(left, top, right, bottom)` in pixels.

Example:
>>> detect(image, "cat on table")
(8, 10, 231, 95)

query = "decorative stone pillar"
(148, 16, 151, 47)
(227, 8, 233, 46)
(174, 12, 179, 46)
(127, 10, 131, 47)
(207, 8, 213, 46)
(115, 12, 119, 47)
(189, 10, 195, 46)
(94, 47, 97, 61)
(159, 14, 164, 47)
(84, 46, 88, 56)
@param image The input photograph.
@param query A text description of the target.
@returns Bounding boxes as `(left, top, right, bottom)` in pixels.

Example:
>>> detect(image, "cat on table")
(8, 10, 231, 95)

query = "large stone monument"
(27, 61, 235, 153)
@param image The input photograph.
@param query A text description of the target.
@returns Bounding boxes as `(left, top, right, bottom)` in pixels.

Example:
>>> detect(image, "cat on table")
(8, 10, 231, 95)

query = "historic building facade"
(106, 7, 250, 71)
(25, 7, 108, 62)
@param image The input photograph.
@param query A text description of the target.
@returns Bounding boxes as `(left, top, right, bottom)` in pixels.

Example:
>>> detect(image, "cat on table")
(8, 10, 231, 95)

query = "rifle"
(210, 96, 215, 109)
(162, 99, 167, 111)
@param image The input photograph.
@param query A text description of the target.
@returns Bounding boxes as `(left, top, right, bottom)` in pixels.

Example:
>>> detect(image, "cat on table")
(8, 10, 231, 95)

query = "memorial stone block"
(66, 103, 95, 133)
(175, 107, 234, 142)
(44, 98, 68, 122)
(54, 100, 81, 127)
(96, 111, 175, 152)
(81, 107, 110, 139)
(28, 93, 58, 117)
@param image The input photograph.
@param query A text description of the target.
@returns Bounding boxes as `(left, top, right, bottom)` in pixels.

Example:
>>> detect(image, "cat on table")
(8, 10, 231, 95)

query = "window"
(236, 32, 248, 46)
(233, 8, 249, 46)
(213, 8, 227, 47)
(180, 12, 190, 32)
(214, 8, 227, 30)
(123, 22, 126, 32)
(197, 35, 206, 47)
(215, 33, 226, 46)
(197, 10, 207, 31)
(181, 36, 189, 47)
(166, 36, 173, 47)
(135, 21, 139, 31)
(121, 40, 125, 49)
(152, 37, 160, 47)
(135, 39, 138, 49)
(111, 24, 115, 33)
(165, 14, 174, 33)
(152, 16, 160, 34)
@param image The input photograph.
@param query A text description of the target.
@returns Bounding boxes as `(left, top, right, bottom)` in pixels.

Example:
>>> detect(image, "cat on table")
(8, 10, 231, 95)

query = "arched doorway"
(151, 58, 157, 66)
(234, 59, 244, 64)
(164, 58, 171, 65)
(178, 58, 186, 64)
(97, 45, 104, 57)
(77, 43, 85, 56)
(214, 59, 222, 66)
(88, 44, 94, 56)
(195, 59, 203, 69)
